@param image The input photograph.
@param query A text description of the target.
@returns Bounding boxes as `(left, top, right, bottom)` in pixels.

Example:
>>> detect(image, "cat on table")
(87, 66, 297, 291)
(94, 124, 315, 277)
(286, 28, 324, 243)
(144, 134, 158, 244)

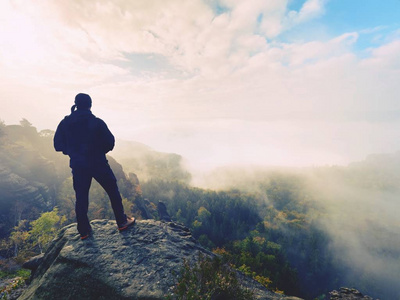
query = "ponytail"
(71, 104, 77, 113)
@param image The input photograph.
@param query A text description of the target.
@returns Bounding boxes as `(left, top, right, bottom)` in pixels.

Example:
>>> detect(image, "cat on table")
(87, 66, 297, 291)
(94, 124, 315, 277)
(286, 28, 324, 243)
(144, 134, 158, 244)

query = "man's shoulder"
(62, 111, 108, 128)
(93, 116, 108, 126)
(57, 115, 70, 126)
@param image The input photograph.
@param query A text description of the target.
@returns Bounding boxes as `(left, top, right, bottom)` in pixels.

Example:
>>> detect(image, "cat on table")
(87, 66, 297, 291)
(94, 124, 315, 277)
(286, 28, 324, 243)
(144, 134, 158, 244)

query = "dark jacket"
(54, 110, 115, 168)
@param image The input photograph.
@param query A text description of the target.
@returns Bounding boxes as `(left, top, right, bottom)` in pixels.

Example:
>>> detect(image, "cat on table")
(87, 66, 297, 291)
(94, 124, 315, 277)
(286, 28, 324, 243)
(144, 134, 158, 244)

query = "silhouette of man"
(54, 93, 135, 239)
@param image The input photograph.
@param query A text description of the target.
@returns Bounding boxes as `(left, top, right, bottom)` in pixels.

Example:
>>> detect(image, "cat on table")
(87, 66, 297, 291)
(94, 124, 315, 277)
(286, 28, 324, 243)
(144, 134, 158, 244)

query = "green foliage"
(217, 234, 299, 295)
(142, 179, 305, 295)
(16, 269, 31, 281)
(1, 207, 66, 263)
(7, 220, 32, 261)
(0, 269, 30, 281)
(0, 268, 30, 300)
(29, 207, 66, 253)
(197, 206, 211, 221)
(171, 254, 254, 300)
(0, 276, 26, 300)
(142, 180, 262, 246)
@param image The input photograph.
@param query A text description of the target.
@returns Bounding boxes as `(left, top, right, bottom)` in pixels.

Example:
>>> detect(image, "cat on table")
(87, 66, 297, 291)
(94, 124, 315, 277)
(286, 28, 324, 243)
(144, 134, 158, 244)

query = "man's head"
(75, 93, 92, 110)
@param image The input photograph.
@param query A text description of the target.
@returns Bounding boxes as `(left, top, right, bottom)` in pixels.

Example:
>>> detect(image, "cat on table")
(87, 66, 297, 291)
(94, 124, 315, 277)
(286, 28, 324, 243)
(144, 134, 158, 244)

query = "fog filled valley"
(0, 120, 399, 300)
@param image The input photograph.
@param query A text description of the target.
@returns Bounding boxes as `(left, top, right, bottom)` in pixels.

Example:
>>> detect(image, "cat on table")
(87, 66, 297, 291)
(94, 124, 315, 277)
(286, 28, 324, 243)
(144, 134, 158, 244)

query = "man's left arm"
(98, 119, 115, 153)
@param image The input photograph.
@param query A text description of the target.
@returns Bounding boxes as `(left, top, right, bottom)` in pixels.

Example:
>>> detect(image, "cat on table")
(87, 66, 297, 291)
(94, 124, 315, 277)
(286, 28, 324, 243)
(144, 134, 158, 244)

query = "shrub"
(171, 254, 254, 300)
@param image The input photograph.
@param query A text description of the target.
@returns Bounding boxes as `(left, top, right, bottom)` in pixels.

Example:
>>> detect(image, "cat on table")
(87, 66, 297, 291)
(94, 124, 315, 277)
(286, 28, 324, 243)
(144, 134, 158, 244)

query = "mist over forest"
(0, 119, 399, 299)
(190, 158, 400, 298)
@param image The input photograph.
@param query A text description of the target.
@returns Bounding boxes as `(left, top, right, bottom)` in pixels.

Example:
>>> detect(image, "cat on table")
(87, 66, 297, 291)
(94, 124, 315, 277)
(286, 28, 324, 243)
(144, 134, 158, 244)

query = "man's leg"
(93, 163, 127, 227)
(72, 167, 92, 235)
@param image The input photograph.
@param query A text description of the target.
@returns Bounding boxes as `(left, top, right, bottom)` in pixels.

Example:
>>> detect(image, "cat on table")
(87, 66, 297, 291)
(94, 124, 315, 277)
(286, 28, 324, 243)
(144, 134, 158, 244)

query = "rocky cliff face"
(19, 220, 302, 300)
(0, 165, 48, 237)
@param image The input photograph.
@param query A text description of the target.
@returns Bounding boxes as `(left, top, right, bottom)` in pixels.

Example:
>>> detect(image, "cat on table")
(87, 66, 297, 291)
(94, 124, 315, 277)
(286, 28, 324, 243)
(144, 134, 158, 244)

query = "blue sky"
(289, 0, 400, 33)
(0, 0, 399, 169)
(284, 0, 400, 52)
(324, 0, 400, 33)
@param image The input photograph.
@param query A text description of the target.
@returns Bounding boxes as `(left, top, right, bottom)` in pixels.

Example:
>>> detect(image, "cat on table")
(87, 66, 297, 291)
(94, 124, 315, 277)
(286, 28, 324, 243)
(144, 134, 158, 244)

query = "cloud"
(288, 0, 327, 24)
(0, 0, 399, 169)
(6, 0, 321, 78)
(281, 0, 328, 37)
(362, 39, 400, 69)
(308, 172, 400, 295)
(0, 0, 340, 83)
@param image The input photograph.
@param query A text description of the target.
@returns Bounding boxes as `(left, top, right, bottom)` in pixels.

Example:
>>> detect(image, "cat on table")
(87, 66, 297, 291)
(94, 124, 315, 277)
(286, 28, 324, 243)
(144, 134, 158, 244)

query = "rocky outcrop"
(22, 254, 44, 279)
(157, 202, 172, 222)
(0, 165, 48, 237)
(0, 166, 45, 206)
(19, 219, 302, 300)
(329, 287, 377, 300)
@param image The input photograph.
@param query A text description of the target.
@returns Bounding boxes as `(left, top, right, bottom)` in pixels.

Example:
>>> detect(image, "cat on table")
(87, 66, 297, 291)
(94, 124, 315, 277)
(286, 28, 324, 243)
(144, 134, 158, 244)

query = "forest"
(0, 119, 399, 300)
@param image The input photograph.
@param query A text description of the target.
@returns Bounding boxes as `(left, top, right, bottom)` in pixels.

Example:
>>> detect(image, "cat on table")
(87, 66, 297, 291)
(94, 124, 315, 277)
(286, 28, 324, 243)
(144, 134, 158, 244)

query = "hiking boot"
(80, 233, 90, 240)
(80, 227, 93, 240)
(118, 217, 136, 232)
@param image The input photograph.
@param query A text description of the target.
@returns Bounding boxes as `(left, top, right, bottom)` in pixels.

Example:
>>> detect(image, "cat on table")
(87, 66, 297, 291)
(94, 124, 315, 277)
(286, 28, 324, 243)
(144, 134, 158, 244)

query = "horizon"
(2, 117, 396, 174)
(1, 0, 400, 169)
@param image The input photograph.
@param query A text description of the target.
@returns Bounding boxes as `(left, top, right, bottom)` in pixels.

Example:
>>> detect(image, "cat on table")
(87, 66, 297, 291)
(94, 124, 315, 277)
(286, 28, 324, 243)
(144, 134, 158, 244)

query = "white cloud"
(362, 40, 400, 69)
(287, 0, 327, 25)
(0, 0, 399, 168)
(0, 0, 329, 81)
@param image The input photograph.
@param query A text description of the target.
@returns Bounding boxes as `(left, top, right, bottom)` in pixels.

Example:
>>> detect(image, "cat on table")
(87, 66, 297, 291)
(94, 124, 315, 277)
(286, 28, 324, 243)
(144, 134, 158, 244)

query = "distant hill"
(112, 138, 191, 183)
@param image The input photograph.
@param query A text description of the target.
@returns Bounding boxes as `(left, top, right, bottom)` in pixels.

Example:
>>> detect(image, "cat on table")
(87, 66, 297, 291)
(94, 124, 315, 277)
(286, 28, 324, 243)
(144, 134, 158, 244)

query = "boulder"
(19, 219, 302, 300)
(329, 287, 377, 300)
(157, 201, 172, 222)
(22, 254, 44, 280)
(21, 254, 44, 272)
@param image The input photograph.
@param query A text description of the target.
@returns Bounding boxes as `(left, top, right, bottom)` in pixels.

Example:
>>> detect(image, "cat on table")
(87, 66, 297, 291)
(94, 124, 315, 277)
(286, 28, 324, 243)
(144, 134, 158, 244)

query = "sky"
(0, 0, 400, 170)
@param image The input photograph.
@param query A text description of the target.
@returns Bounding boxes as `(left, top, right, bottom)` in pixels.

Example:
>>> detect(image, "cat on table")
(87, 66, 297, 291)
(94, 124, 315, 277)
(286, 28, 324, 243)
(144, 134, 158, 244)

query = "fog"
(187, 154, 400, 298)
(308, 170, 400, 297)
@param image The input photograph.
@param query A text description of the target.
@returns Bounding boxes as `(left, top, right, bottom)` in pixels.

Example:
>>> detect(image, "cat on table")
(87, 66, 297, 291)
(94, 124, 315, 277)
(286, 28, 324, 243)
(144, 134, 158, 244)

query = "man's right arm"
(54, 119, 68, 155)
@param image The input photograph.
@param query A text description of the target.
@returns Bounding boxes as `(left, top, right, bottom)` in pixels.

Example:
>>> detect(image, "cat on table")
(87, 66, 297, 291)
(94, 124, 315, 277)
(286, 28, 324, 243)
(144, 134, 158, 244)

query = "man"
(54, 93, 135, 239)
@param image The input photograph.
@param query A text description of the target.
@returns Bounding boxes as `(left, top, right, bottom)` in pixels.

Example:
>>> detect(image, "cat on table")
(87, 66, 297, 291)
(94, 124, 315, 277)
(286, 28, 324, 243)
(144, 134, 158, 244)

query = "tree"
(29, 207, 66, 253)
(19, 118, 32, 128)
(173, 254, 254, 300)
(39, 129, 55, 138)
(0, 119, 5, 145)
(197, 206, 211, 221)
(9, 220, 30, 258)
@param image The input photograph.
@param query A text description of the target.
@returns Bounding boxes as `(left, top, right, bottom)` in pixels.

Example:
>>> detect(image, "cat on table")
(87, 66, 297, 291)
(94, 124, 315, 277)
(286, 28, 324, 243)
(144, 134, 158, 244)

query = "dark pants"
(72, 163, 127, 235)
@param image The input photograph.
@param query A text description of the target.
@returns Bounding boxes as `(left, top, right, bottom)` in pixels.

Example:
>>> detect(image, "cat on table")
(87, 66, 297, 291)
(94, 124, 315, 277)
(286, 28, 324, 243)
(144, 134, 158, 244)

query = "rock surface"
(157, 202, 172, 222)
(0, 166, 46, 207)
(22, 254, 44, 279)
(19, 219, 302, 300)
(329, 287, 377, 300)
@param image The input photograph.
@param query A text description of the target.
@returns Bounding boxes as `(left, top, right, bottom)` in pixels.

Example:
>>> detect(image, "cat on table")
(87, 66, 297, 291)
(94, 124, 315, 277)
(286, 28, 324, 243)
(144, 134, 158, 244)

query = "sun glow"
(0, 3, 45, 68)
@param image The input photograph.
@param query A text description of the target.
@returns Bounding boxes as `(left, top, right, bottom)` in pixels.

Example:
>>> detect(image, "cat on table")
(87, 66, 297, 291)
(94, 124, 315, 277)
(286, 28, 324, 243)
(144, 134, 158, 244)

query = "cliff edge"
(19, 219, 301, 300)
